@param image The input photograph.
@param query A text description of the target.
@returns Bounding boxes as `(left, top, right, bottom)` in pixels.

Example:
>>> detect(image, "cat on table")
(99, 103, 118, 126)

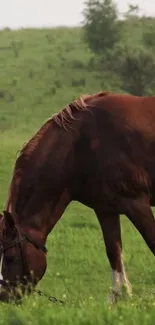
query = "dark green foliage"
(107, 44, 155, 96)
(82, 0, 155, 96)
(83, 0, 121, 53)
(142, 17, 155, 49)
(119, 46, 155, 96)
(0, 90, 5, 99)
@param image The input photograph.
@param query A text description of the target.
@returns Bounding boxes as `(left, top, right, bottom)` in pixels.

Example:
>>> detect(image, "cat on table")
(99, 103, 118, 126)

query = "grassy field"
(0, 27, 155, 324)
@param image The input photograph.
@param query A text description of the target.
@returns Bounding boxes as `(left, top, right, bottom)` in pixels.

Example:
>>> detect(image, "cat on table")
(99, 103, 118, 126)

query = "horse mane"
(17, 90, 110, 162)
(5, 90, 110, 216)
(5, 118, 53, 215)
(52, 91, 110, 130)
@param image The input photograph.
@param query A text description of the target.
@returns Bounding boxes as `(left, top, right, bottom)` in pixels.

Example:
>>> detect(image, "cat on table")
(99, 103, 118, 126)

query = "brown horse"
(1, 90, 155, 302)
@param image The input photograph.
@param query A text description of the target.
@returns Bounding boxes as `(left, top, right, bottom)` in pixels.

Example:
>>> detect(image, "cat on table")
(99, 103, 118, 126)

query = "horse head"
(0, 210, 47, 302)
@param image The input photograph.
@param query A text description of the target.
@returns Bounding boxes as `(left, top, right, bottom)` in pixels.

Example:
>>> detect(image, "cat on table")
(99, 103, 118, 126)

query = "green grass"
(0, 27, 155, 324)
(0, 27, 123, 136)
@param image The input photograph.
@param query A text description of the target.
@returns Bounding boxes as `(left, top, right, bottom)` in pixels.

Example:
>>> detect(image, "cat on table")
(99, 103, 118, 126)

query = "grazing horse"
(1, 90, 155, 302)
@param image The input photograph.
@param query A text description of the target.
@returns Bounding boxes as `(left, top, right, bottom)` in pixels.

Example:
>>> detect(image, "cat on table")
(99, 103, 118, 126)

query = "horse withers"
(0, 91, 155, 302)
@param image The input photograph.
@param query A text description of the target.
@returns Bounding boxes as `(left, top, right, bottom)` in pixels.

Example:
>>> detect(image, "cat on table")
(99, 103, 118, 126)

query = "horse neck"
(7, 187, 71, 247)
(5, 121, 79, 244)
(41, 188, 71, 240)
(15, 145, 73, 243)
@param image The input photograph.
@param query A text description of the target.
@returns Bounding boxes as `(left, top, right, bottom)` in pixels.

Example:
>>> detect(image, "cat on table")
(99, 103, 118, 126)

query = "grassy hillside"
(0, 27, 155, 325)
(0, 27, 122, 136)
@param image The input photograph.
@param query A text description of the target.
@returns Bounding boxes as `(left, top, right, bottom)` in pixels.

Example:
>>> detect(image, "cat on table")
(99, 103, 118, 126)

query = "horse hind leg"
(95, 210, 132, 303)
(121, 193, 155, 259)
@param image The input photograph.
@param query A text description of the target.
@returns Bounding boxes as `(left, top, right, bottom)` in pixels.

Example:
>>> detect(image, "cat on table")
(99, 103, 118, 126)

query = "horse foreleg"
(95, 211, 132, 302)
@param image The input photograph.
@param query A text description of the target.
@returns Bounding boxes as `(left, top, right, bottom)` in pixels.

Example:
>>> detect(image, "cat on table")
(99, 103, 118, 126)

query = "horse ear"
(3, 211, 14, 228)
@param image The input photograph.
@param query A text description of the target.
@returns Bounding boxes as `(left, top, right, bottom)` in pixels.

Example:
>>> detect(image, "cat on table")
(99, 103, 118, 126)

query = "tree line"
(82, 0, 155, 96)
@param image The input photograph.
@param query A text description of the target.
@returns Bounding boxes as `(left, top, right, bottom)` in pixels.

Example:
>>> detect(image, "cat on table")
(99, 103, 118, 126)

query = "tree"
(124, 4, 140, 18)
(82, 0, 121, 54)
(112, 44, 155, 96)
(142, 17, 155, 49)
